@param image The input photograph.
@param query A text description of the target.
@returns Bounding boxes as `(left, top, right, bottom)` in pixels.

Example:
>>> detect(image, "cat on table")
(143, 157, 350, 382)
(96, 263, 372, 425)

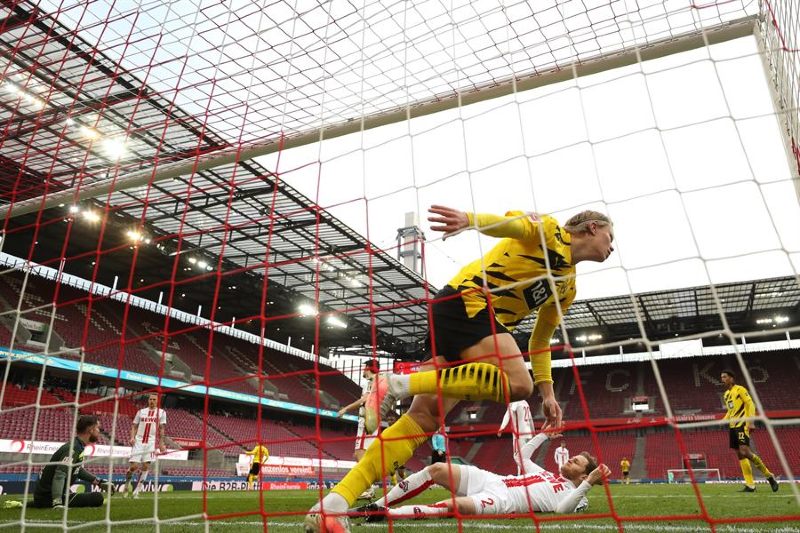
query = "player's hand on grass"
(540, 397, 563, 431)
(428, 205, 469, 240)
(95, 479, 116, 494)
(587, 464, 611, 486)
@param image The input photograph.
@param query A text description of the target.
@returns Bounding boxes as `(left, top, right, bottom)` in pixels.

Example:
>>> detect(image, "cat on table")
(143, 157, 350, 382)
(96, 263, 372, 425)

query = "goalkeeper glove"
(95, 480, 116, 494)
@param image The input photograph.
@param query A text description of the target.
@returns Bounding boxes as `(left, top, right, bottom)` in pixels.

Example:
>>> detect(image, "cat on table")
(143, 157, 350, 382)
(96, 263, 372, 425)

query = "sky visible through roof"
(256, 35, 800, 300)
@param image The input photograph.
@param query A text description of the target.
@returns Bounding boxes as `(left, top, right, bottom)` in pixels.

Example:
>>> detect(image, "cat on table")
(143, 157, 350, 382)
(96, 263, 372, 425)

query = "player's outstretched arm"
(338, 395, 368, 417)
(428, 205, 535, 241)
(529, 306, 563, 430)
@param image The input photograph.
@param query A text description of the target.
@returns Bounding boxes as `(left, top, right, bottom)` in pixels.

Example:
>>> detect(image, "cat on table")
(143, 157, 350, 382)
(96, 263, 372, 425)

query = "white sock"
(379, 468, 433, 508)
(387, 503, 449, 520)
(389, 373, 411, 398)
(315, 492, 348, 514)
(134, 471, 148, 493)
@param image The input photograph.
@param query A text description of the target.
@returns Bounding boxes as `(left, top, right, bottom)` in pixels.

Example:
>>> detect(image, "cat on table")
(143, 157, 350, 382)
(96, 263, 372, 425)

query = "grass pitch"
(1, 484, 798, 532)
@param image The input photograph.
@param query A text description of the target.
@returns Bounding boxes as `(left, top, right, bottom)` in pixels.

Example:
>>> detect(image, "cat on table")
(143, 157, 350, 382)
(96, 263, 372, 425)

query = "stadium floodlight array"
(0, 0, 799, 531)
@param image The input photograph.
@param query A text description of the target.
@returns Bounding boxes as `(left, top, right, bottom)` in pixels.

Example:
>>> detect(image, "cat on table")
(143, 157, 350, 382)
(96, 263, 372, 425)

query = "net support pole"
(2, 15, 758, 221)
(754, 12, 800, 203)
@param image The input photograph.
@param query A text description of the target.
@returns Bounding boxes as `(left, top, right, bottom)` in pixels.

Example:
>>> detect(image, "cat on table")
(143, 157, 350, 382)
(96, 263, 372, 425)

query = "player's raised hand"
(428, 205, 469, 240)
(587, 464, 611, 486)
(540, 397, 563, 431)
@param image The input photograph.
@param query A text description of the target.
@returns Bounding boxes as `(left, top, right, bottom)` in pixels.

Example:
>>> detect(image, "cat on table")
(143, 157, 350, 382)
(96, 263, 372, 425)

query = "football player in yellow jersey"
(244, 442, 269, 490)
(721, 369, 778, 493)
(306, 206, 614, 532)
(619, 457, 631, 485)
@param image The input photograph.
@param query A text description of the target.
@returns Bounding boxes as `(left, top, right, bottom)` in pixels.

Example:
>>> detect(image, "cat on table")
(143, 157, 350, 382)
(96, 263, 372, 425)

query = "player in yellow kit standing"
(721, 369, 778, 492)
(245, 442, 269, 490)
(305, 206, 615, 532)
(619, 457, 630, 485)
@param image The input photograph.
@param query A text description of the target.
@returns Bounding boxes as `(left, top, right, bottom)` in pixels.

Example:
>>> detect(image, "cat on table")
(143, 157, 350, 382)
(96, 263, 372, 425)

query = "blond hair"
(563, 210, 612, 235)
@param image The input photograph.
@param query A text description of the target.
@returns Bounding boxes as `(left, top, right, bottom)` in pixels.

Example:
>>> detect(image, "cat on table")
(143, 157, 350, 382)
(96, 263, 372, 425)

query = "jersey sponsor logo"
(522, 279, 552, 309)
(399, 480, 409, 492)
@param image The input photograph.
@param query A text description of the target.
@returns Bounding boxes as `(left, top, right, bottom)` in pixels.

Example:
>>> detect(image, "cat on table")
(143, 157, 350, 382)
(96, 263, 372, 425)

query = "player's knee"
(508, 374, 533, 401)
(404, 407, 439, 434)
(427, 462, 448, 481)
(455, 499, 472, 515)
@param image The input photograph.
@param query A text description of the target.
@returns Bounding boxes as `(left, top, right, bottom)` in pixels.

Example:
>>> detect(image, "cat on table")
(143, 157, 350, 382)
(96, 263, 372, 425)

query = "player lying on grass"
(354, 431, 609, 521)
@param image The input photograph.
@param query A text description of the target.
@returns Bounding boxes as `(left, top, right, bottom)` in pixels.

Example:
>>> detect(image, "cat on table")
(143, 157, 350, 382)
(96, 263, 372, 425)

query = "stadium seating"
(0, 271, 364, 407)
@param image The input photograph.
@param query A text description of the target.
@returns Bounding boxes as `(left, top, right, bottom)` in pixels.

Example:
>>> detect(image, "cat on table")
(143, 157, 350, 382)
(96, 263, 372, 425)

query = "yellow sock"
(740, 458, 754, 487)
(332, 414, 427, 506)
(408, 362, 510, 403)
(750, 454, 773, 478)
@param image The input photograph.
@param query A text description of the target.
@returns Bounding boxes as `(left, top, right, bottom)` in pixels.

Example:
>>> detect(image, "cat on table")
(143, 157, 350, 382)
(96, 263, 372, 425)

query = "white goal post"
(667, 469, 721, 484)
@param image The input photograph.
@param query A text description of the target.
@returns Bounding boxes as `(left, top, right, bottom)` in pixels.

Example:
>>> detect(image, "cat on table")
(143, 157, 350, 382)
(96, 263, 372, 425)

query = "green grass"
(1, 484, 799, 532)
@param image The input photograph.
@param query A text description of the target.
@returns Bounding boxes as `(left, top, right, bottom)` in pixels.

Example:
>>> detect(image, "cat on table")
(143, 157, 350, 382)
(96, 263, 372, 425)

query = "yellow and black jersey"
(246, 445, 269, 464)
(723, 384, 754, 429)
(448, 212, 575, 329)
(446, 211, 575, 385)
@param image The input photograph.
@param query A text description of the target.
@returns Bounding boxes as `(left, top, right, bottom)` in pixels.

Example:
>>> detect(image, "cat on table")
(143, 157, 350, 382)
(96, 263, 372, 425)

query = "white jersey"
(133, 407, 166, 445)
(503, 468, 590, 513)
(554, 446, 570, 469)
(499, 401, 533, 439)
(355, 380, 377, 451)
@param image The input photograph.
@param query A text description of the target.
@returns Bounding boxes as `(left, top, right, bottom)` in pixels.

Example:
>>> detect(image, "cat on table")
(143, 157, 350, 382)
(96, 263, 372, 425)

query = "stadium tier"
(0, 270, 362, 407)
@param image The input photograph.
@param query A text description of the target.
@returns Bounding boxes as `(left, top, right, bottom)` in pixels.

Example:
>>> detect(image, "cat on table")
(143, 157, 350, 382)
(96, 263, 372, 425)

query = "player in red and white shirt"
(124, 393, 167, 498)
(554, 441, 570, 471)
(337, 361, 386, 500)
(497, 400, 534, 474)
(356, 431, 609, 521)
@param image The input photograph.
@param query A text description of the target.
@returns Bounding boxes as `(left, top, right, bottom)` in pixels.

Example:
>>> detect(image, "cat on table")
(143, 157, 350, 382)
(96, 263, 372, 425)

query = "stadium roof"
(0, 0, 432, 352)
(514, 275, 800, 357)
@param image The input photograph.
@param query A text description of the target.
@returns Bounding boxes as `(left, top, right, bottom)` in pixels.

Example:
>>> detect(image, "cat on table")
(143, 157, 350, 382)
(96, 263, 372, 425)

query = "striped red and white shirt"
(133, 408, 167, 444)
(503, 467, 590, 513)
(499, 400, 534, 439)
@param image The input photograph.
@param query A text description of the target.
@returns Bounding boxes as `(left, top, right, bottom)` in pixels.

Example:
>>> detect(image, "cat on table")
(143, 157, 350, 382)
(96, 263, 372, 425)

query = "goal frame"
(667, 468, 722, 484)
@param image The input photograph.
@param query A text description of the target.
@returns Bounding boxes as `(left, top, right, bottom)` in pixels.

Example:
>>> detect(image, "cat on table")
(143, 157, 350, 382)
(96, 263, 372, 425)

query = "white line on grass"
(12, 520, 800, 532)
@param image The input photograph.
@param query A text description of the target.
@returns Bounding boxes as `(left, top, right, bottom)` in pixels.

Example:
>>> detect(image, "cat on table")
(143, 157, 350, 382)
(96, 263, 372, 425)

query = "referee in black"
(29, 415, 113, 508)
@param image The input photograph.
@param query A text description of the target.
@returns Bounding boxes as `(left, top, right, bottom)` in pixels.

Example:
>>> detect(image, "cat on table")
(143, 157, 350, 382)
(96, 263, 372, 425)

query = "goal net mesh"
(0, 0, 798, 531)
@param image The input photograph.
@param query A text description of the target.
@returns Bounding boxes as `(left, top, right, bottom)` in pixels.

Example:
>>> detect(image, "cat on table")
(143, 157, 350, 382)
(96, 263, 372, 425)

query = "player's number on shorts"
(480, 497, 495, 509)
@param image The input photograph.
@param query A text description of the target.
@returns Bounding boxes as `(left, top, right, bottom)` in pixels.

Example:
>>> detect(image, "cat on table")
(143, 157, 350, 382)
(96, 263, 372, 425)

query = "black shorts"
(622, 471, 629, 477)
(431, 450, 447, 464)
(249, 462, 261, 476)
(729, 427, 750, 449)
(426, 286, 510, 362)
(30, 492, 103, 508)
